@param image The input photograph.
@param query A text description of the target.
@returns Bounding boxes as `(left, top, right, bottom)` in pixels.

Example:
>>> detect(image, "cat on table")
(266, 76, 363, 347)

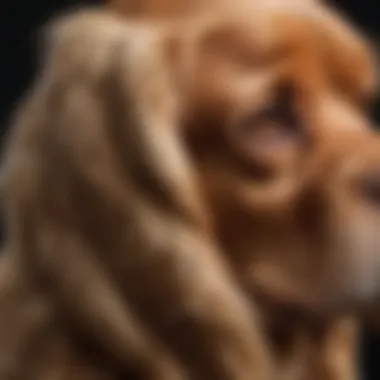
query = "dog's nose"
(361, 168, 380, 205)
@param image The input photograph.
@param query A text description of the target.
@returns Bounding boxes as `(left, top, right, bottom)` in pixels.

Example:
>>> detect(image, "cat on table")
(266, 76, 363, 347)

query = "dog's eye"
(257, 84, 301, 135)
(235, 84, 302, 152)
(227, 82, 306, 174)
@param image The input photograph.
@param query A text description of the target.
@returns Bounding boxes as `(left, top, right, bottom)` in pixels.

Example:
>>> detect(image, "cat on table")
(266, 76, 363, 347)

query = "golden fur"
(0, 1, 378, 380)
(0, 10, 271, 380)
(107, 1, 378, 380)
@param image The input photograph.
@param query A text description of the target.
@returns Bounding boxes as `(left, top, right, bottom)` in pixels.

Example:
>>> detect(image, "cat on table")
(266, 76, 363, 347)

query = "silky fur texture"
(0, 2, 378, 380)
(108, 1, 378, 380)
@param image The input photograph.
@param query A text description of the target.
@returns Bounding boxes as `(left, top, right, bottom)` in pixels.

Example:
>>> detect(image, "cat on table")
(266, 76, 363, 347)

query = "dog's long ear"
(106, 22, 207, 225)
(0, 11, 196, 378)
(37, 9, 205, 225)
(3, 10, 272, 380)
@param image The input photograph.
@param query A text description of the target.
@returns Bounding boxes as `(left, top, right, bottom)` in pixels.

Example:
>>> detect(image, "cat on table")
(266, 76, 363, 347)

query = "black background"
(0, 0, 379, 378)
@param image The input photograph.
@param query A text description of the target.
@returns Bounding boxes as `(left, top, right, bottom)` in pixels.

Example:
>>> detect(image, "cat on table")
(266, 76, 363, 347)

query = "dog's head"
(4, 1, 378, 320)
(164, 2, 379, 315)
(108, 0, 380, 314)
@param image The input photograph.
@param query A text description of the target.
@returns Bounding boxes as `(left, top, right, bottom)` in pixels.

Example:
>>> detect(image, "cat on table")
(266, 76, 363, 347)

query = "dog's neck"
(252, 291, 348, 380)
(208, 200, 347, 376)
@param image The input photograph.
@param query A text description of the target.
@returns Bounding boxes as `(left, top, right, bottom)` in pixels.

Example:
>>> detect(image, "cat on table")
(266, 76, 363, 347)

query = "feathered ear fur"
(1, 8, 272, 380)
(42, 9, 206, 224)
(1, 10, 192, 379)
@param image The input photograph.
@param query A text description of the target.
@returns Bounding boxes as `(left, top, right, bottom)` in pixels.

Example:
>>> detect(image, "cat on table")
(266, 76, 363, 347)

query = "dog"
(0, 2, 378, 379)
(107, 0, 378, 379)
(108, 0, 379, 378)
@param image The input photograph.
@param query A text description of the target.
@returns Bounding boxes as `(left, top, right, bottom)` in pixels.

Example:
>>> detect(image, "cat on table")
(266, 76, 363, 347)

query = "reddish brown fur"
(0, 2, 378, 380)
(106, 2, 377, 380)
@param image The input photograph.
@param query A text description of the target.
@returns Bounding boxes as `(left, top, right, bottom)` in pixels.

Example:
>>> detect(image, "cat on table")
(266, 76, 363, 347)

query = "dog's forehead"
(194, 1, 376, 100)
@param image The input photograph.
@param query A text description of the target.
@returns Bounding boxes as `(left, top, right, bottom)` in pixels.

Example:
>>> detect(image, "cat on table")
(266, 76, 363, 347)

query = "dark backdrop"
(0, 1, 379, 379)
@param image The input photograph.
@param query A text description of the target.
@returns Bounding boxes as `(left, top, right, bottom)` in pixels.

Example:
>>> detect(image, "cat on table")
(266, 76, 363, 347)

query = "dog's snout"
(360, 169, 380, 205)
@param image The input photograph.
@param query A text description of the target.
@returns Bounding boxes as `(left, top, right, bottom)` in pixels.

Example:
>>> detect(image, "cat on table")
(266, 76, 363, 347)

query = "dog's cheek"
(295, 183, 329, 243)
